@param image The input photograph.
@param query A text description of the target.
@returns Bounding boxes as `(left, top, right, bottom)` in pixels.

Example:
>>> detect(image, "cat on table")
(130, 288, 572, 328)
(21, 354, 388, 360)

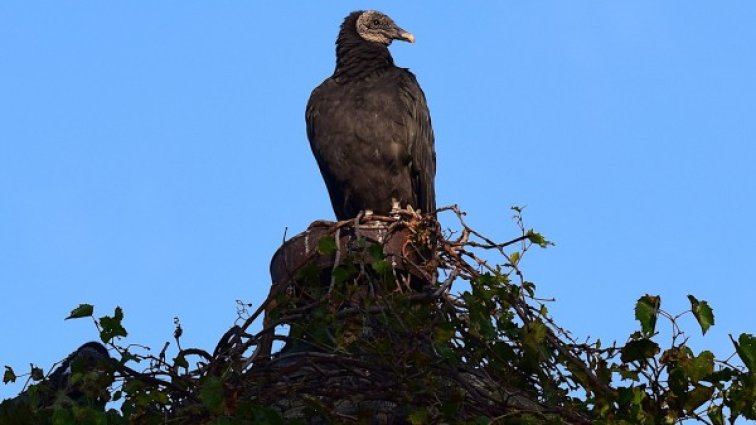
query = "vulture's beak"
(394, 27, 415, 43)
(400, 31, 416, 43)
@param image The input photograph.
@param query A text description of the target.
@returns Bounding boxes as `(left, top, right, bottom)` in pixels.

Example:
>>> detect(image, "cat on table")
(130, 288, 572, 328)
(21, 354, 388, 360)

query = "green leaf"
(52, 407, 75, 425)
(688, 295, 715, 335)
(684, 385, 714, 414)
(120, 350, 139, 365)
(199, 376, 225, 416)
(616, 387, 646, 407)
(408, 408, 429, 425)
(66, 304, 94, 320)
(2, 366, 16, 384)
(621, 339, 660, 363)
(708, 404, 724, 425)
(331, 264, 353, 285)
(232, 402, 284, 424)
(30, 366, 44, 381)
(433, 323, 455, 344)
(668, 366, 687, 395)
(702, 367, 734, 385)
(618, 368, 640, 381)
(367, 243, 384, 261)
(99, 307, 128, 343)
(371, 259, 391, 275)
(733, 333, 756, 373)
(635, 295, 660, 336)
(525, 229, 553, 248)
(467, 296, 496, 340)
(317, 236, 337, 256)
(439, 402, 459, 419)
(173, 354, 189, 369)
(295, 262, 321, 285)
(521, 321, 549, 367)
(685, 351, 714, 383)
(492, 341, 516, 362)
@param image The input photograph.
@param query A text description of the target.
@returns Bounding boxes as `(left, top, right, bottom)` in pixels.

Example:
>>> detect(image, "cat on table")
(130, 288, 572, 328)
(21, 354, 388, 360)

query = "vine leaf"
(30, 366, 44, 381)
(688, 295, 714, 335)
(733, 333, 756, 373)
(317, 236, 337, 256)
(65, 304, 94, 320)
(2, 366, 16, 384)
(635, 295, 660, 336)
(174, 354, 189, 369)
(708, 404, 724, 425)
(99, 306, 128, 343)
(685, 351, 714, 383)
(408, 409, 430, 425)
(200, 376, 225, 416)
(525, 229, 553, 248)
(621, 338, 660, 363)
(684, 385, 714, 414)
(52, 408, 75, 425)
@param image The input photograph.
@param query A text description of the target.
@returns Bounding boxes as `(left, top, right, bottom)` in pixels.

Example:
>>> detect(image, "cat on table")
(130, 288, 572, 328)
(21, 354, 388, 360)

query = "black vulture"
(0, 342, 111, 412)
(306, 10, 436, 220)
(46, 342, 111, 393)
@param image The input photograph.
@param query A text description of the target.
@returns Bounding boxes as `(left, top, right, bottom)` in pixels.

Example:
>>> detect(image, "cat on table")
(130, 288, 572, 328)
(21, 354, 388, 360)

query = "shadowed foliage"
(2, 207, 755, 424)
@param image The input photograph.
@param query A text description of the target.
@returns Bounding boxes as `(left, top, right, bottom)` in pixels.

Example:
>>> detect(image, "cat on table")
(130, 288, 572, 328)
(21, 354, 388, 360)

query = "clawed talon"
(390, 199, 401, 217)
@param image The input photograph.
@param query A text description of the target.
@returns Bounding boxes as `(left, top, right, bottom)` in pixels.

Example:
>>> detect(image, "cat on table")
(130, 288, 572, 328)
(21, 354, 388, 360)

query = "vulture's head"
(354, 10, 415, 45)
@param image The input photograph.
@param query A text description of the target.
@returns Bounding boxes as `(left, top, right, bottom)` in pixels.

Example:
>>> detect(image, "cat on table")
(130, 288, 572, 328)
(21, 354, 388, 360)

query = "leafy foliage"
(634, 295, 660, 337)
(1, 207, 753, 424)
(688, 295, 715, 336)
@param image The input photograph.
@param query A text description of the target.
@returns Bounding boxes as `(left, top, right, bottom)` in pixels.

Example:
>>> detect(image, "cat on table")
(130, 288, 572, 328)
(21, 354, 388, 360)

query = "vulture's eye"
(372, 19, 380, 26)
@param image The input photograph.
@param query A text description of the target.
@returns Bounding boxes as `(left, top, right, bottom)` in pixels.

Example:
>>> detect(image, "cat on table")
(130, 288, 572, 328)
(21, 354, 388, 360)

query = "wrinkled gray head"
(355, 10, 415, 45)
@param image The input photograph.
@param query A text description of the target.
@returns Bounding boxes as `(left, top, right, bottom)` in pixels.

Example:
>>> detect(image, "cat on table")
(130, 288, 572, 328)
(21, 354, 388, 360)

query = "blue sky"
(2, 2, 755, 402)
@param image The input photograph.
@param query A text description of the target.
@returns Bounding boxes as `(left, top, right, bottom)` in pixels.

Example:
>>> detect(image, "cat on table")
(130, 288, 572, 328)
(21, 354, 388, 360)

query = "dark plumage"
(306, 10, 436, 220)
(47, 342, 111, 392)
(1, 342, 111, 411)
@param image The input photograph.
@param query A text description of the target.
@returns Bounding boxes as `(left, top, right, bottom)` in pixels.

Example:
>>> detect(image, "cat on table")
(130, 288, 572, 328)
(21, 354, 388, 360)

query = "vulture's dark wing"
(306, 68, 435, 219)
(397, 69, 436, 215)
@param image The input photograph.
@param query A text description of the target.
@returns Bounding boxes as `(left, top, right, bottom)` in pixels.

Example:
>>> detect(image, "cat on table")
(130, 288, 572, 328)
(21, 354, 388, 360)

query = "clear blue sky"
(2, 2, 755, 401)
